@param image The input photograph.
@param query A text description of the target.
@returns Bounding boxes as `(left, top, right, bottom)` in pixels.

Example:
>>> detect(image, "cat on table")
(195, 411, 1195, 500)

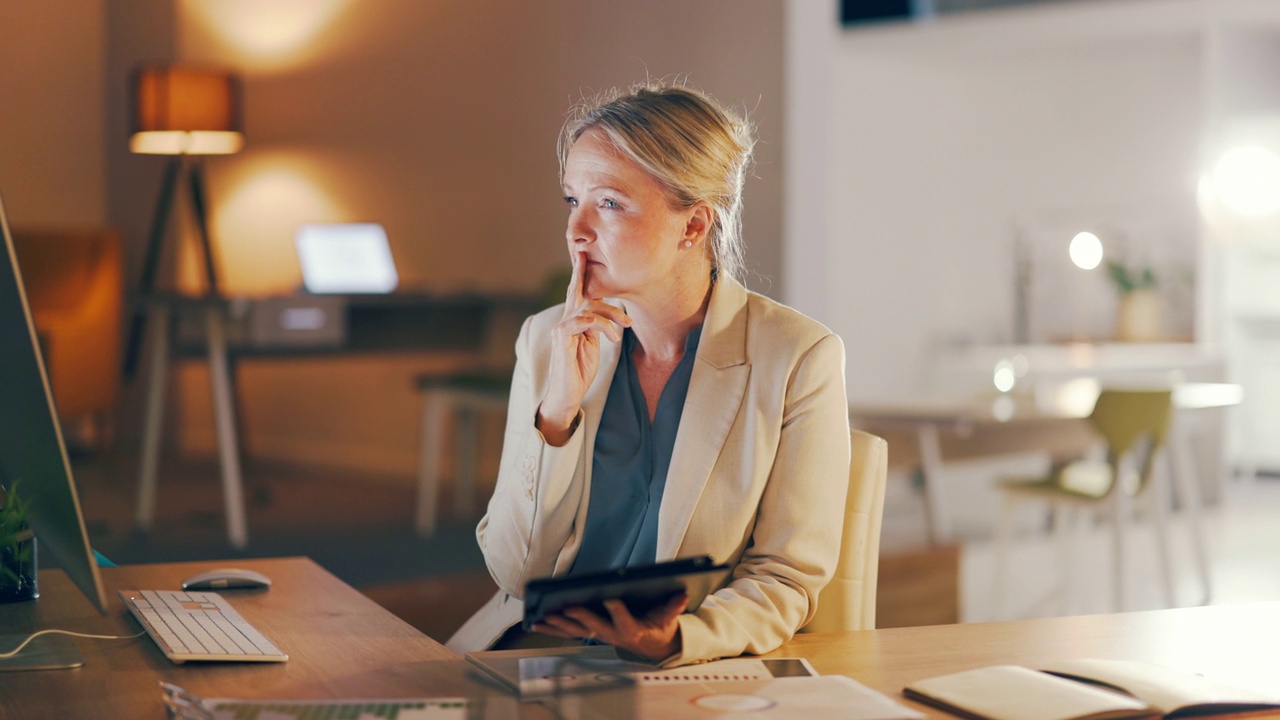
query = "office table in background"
(850, 382, 1243, 547)
(134, 292, 543, 550)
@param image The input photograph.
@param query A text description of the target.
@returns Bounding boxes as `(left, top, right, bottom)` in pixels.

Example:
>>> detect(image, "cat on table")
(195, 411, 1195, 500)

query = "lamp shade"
(130, 66, 244, 155)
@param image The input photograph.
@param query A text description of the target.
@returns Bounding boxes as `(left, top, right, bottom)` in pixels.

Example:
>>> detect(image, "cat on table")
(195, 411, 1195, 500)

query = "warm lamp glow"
(131, 66, 243, 155)
(213, 152, 351, 295)
(184, 0, 352, 72)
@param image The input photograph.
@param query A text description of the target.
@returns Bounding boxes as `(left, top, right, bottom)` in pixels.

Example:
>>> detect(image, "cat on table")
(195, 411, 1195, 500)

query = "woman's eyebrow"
(562, 181, 630, 197)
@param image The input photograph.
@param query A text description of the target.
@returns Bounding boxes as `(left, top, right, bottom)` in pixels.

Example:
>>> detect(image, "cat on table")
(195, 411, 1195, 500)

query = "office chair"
(991, 388, 1188, 619)
(802, 429, 888, 633)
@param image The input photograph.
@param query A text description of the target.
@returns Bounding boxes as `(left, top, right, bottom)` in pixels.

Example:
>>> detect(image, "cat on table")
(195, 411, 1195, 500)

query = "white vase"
(1116, 289, 1163, 342)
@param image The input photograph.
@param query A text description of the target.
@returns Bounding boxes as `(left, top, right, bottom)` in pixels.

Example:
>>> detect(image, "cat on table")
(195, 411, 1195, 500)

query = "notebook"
(295, 223, 398, 294)
(903, 660, 1280, 720)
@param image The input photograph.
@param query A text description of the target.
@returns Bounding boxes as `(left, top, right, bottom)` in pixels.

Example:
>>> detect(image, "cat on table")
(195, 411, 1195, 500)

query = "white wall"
(824, 2, 1211, 403)
(0, 1, 107, 226)
(783, 0, 838, 322)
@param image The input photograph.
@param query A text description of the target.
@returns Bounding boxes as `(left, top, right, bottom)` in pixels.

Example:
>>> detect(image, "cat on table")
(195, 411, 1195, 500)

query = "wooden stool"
(414, 371, 510, 536)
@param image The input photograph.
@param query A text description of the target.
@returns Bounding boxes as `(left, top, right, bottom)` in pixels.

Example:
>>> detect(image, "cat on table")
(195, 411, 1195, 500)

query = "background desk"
(851, 382, 1241, 546)
(135, 292, 543, 549)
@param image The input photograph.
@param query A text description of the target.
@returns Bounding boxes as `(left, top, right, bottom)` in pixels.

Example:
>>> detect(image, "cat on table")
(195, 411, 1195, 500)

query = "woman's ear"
(682, 202, 713, 246)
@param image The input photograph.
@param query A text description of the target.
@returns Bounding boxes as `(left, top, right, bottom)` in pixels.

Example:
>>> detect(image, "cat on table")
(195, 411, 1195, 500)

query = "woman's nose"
(566, 208, 595, 245)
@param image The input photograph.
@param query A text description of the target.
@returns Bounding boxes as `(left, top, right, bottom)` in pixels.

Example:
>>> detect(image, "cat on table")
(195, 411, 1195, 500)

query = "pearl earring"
(683, 240, 693, 248)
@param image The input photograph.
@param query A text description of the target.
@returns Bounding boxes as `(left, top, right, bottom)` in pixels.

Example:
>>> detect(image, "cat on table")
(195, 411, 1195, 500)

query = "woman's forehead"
(564, 129, 653, 190)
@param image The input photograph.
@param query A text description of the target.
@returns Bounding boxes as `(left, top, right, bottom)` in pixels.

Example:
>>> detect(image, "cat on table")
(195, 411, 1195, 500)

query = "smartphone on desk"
(522, 556, 732, 631)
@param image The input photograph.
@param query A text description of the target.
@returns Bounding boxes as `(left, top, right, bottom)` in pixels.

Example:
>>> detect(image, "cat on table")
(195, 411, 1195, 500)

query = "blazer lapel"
(657, 278, 751, 559)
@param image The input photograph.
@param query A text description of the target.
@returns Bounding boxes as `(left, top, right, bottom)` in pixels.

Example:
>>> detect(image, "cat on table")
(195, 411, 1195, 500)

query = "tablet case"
(522, 556, 731, 630)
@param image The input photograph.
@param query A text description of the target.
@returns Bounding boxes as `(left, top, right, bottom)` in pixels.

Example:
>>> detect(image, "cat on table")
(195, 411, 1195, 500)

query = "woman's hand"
(533, 593, 687, 662)
(537, 250, 631, 446)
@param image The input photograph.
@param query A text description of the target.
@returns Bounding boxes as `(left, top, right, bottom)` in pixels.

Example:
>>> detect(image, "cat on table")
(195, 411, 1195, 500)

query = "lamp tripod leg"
(187, 159, 219, 295)
(123, 157, 182, 379)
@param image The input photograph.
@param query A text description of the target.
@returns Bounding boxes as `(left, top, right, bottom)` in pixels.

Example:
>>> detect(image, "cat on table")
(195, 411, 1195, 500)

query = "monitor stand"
(0, 632, 84, 671)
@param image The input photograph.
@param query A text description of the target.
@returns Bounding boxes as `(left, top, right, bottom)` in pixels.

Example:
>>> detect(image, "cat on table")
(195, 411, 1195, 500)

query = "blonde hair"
(558, 82, 755, 284)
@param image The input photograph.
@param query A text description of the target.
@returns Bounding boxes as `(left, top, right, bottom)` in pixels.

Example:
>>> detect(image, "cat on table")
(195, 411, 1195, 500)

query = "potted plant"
(0, 481, 38, 603)
(1107, 261, 1162, 342)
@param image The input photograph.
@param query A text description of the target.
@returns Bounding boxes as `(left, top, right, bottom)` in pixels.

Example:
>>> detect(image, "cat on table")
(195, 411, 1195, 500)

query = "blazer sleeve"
(475, 314, 589, 598)
(665, 332, 851, 666)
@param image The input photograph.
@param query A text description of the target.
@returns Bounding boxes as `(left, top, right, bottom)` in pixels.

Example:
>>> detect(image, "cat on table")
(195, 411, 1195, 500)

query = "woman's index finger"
(566, 250, 586, 307)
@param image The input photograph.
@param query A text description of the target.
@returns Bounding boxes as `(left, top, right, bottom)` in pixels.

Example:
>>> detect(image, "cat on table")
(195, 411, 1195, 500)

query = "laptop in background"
(236, 223, 396, 349)
(294, 223, 398, 295)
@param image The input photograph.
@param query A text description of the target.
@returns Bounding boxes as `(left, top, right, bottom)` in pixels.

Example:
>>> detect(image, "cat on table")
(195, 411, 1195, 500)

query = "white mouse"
(181, 568, 272, 591)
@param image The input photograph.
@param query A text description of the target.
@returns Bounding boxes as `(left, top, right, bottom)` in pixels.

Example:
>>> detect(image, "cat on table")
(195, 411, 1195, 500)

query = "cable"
(0, 628, 146, 659)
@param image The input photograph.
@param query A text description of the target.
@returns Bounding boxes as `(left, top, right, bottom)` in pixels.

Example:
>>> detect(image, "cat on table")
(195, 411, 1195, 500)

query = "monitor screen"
(0, 191, 108, 614)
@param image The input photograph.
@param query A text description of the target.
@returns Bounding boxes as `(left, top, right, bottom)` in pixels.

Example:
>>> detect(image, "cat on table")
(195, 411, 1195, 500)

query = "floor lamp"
(126, 65, 251, 549)
(123, 65, 244, 377)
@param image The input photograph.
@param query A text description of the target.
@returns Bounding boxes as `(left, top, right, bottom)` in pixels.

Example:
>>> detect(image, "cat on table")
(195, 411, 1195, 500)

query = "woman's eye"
(601, 199, 619, 209)
(564, 196, 578, 208)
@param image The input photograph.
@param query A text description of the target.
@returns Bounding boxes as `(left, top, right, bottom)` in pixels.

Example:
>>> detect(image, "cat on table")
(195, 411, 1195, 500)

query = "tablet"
(522, 556, 732, 631)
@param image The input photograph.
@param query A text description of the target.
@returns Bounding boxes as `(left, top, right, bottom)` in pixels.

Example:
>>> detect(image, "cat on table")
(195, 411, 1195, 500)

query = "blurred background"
(2, 0, 1279, 641)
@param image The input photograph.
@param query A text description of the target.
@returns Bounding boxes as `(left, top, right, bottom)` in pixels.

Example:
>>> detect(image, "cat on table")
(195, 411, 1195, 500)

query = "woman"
(448, 83, 850, 667)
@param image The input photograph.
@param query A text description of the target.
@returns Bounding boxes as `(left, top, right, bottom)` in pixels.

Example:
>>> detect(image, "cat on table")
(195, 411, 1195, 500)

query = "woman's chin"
(583, 279, 616, 300)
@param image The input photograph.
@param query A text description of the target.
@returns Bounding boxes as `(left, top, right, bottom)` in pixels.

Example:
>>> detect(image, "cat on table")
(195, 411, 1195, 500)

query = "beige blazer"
(446, 277, 850, 666)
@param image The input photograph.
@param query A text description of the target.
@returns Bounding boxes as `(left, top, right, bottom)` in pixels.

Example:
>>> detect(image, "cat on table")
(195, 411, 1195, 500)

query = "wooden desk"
(766, 602, 1280, 718)
(6, 559, 1277, 719)
(0, 557, 529, 720)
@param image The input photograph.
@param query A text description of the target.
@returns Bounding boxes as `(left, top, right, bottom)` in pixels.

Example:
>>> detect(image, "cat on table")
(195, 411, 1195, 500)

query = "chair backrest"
(1088, 389, 1173, 496)
(801, 429, 888, 633)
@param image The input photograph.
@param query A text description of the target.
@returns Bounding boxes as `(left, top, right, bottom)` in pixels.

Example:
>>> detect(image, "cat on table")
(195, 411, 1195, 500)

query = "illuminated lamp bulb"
(993, 359, 1017, 393)
(1069, 232, 1103, 270)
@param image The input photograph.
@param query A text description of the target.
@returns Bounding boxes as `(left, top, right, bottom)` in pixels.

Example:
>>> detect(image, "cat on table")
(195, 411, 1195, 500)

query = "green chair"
(991, 388, 1193, 618)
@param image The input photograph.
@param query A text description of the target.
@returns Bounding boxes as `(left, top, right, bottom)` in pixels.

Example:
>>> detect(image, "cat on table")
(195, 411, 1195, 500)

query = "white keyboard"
(120, 589, 288, 664)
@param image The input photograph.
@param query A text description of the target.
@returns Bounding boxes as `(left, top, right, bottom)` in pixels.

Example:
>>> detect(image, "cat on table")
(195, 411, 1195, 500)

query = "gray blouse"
(568, 324, 703, 575)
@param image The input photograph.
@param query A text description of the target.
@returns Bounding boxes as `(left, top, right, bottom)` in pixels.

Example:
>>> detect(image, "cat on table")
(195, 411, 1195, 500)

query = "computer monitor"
(0, 190, 108, 618)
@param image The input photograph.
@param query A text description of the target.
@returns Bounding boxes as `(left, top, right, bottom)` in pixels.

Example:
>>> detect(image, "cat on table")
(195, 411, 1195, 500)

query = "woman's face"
(561, 128, 702, 302)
